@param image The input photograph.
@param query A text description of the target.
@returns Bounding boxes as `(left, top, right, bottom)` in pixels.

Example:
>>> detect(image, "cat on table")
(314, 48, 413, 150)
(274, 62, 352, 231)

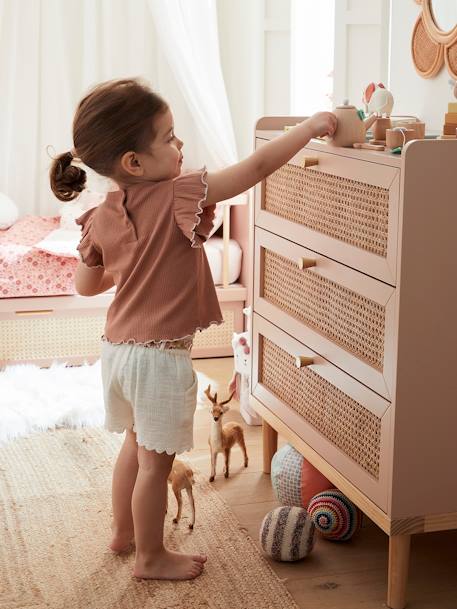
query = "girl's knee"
(125, 428, 137, 443)
(137, 446, 175, 475)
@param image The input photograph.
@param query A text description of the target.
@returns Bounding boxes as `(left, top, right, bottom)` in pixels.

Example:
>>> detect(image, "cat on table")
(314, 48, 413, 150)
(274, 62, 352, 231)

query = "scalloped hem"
(106, 426, 193, 455)
(190, 166, 208, 249)
(136, 439, 194, 456)
(106, 426, 130, 434)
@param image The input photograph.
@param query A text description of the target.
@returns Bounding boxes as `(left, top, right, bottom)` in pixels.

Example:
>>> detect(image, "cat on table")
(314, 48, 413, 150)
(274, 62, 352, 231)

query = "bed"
(0, 202, 247, 367)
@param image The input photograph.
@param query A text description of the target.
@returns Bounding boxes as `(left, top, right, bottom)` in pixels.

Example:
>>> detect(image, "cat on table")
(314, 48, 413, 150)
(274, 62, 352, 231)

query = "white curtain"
(290, 0, 335, 115)
(148, 0, 239, 172)
(0, 0, 241, 217)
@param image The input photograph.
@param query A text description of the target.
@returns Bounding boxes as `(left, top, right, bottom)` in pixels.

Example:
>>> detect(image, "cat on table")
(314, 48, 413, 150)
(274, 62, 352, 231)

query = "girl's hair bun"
(50, 151, 86, 201)
(49, 78, 167, 199)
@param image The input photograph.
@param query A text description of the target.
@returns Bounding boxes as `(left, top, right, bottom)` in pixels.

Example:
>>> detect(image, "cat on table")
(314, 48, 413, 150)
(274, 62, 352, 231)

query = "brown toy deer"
(204, 384, 248, 482)
(167, 459, 196, 529)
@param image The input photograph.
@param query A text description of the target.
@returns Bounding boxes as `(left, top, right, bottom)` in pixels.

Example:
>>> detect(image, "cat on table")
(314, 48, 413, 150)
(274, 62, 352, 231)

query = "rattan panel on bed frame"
(1, 315, 106, 361)
(192, 308, 237, 354)
(0, 300, 242, 367)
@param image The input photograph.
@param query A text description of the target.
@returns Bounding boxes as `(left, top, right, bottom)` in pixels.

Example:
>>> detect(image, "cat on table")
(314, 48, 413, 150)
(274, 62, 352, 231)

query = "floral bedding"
(0, 216, 79, 298)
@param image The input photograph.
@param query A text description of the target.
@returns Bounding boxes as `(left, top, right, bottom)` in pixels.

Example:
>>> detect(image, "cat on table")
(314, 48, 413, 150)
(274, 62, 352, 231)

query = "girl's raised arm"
(205, 112, 337, 207)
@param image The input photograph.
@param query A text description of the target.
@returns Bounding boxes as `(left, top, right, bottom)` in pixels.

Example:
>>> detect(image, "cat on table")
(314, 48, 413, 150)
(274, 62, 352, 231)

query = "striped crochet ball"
(259, 506, 315, 562)
(307, 489, 362, 541)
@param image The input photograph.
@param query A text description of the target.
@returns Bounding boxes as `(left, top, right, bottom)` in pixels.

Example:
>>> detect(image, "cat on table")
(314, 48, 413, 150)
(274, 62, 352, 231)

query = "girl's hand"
(306, 112, 338, 138)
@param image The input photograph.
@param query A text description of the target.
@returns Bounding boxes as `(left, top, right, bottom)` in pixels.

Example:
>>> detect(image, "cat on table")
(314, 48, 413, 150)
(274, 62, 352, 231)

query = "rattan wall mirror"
(412, 0, 457, 79)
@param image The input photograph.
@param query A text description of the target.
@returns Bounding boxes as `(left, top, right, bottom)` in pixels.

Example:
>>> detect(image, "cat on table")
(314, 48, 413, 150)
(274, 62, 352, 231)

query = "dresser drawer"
(251, 313, 391, 511)
(254, 227, 396, 400)
(254, 140, 400, 285)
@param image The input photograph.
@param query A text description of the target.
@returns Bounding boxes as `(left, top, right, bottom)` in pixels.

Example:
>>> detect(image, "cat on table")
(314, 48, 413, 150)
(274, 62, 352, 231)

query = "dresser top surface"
(256, 130, 402, 168)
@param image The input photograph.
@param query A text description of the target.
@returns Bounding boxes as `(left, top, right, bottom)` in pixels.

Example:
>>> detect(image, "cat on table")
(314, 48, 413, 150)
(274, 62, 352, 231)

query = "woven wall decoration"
(412, 1, 457, 79)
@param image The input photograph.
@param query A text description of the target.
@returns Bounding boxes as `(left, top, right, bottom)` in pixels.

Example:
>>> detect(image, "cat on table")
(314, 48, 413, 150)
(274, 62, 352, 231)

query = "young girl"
(49, 78, 336, 582)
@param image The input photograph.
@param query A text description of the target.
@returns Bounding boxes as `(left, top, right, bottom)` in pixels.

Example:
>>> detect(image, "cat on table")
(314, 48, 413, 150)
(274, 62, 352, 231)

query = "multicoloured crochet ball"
(271, 444, 332, 508)
(259, 506, 315, 562)
(307, 489, 363, 541)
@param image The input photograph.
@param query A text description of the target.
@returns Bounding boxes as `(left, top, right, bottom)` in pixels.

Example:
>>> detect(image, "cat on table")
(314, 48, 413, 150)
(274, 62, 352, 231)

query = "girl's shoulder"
(172, 167, 207, 193)
(125, 168, 207, 200)
(75, 205, 99, 230)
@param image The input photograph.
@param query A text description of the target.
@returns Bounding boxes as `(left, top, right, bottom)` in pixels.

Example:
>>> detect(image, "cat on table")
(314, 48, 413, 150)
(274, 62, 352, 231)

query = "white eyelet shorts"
(101, 340, 198, 455)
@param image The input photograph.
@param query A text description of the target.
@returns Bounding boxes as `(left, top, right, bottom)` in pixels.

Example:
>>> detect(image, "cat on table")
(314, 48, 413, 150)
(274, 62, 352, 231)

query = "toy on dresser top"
(326, 82, 393, 149)
(362, 82, 394, 117)
(363, 82, 426, 151)
(327, 82, 427, 154)
(437, 80, 457, 139)
(326, 100, 378, 148)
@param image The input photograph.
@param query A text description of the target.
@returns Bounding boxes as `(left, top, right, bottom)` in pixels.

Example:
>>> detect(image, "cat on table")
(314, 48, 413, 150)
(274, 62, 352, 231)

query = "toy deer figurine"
(205, 384, 248, 482)
(167, 459, 196, 529)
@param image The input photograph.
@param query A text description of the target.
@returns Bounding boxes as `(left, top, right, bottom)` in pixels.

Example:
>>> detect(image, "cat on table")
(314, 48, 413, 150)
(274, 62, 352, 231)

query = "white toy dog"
(228, 307, 262, 426)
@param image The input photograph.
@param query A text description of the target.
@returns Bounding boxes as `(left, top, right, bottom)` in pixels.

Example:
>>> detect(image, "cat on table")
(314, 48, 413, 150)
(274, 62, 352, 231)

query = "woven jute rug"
(0, 428, 299, 609)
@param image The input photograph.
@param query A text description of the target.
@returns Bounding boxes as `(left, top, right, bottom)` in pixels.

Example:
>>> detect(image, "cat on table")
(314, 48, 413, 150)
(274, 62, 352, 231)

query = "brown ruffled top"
(75, 168, 223, 346)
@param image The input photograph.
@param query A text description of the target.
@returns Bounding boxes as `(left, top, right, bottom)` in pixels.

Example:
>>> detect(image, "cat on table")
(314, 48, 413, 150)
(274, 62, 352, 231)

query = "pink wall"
(231, 202, 250, 292)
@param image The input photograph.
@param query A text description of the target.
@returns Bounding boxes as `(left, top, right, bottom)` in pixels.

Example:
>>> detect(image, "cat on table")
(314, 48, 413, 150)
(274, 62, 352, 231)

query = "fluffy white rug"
(0, 361, 214, 444)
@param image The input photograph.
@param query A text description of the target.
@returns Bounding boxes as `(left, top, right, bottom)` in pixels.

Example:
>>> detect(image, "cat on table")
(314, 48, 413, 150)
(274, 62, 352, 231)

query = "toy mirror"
(412, 0, 457, 79)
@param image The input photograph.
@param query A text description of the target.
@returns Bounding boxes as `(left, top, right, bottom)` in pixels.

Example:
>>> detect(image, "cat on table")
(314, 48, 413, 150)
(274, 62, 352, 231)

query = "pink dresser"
(249, 116, 457, 609)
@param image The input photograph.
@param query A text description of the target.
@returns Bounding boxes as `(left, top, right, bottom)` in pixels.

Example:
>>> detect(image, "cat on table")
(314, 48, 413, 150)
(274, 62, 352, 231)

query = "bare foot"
(109, 526, 135, 553)
(133, 549, 207, 580)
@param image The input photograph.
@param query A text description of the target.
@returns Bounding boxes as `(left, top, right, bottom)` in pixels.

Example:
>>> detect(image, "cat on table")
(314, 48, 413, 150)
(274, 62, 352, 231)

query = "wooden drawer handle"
(297, 257, 316, 270)
(302, 156, 319, 168)
(15, 309, 54, 316)
(295, 355, 314, 368)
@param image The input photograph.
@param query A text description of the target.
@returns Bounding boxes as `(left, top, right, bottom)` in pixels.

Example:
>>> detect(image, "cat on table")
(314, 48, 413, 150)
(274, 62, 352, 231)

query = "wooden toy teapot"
(327, 100, 377, 147)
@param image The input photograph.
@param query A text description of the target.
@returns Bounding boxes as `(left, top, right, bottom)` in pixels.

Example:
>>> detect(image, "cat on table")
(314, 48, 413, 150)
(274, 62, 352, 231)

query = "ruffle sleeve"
(173, 167, 216, 248)
(75, 208, 104, 268)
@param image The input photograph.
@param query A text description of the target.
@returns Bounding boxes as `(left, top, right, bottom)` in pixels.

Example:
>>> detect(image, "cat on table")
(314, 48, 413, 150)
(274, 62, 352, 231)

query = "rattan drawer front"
(251, 313, 391, 510)
(254, 227, 396, 400)
(254, 140, 399, 285)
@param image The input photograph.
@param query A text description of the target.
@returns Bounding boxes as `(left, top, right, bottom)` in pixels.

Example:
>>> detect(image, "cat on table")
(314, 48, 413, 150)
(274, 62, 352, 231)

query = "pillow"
(208, 192, 246, 238)
(0, 192, 19, 229)
(59, 190, 105, 231)
(59, 203, 86, 231)
(209, 202, 223, 238)
(34, 229, 81, 257)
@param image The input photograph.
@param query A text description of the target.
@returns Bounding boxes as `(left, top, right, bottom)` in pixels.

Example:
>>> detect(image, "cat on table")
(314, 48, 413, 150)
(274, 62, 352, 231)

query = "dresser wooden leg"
(262, 420, 277, 474)
(387, 534, 411, 609)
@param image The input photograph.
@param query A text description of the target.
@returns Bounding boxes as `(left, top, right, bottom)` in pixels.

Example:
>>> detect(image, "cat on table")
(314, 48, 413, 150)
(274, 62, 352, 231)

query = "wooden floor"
(190, 357, 457, 609)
